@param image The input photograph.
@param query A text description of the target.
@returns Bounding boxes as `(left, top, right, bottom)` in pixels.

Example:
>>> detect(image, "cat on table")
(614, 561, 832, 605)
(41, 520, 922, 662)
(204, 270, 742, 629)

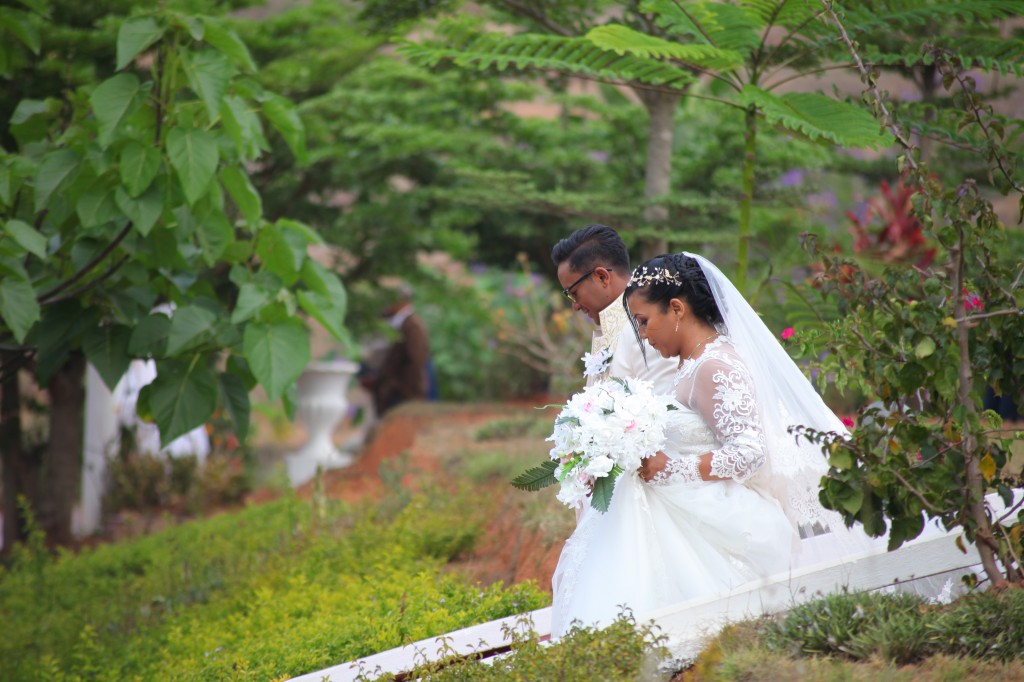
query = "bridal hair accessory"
(628, 265, 682, 288)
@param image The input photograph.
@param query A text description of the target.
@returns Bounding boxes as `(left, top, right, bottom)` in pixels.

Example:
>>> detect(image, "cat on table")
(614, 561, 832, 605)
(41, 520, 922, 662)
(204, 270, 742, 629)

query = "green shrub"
(473, 416, 552, 441)
(389, 611, 670, 681)
(1, 489, 547, 681)
(765, 590, 933, 662)
(929, 588, 1024, 661)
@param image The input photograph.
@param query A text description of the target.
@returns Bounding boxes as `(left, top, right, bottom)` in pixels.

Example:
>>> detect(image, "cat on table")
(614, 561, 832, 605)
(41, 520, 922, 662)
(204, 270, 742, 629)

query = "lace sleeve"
(689, 355, 766, 482)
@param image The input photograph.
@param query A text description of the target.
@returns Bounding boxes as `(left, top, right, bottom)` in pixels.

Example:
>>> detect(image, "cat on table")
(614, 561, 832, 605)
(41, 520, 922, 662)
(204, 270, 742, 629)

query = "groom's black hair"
(624, 253, 724, 327)
(551, 224, 630, 274)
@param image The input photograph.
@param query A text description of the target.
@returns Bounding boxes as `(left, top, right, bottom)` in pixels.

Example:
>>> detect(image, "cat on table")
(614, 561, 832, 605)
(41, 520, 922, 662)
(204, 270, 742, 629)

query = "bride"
(550, 252, 872, 637)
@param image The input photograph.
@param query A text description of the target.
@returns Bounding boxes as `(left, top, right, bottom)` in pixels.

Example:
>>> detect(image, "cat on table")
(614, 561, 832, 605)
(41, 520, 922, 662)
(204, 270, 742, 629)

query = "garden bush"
(763, 588, 1024, 666)
(1, 487, 547, 681)
(382, 611, 671, 682)
(764, 590, 933, 663)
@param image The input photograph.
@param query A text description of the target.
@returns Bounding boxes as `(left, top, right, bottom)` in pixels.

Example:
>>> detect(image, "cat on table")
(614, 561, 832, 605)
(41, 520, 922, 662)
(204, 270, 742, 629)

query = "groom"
(551, 224, 677, 397)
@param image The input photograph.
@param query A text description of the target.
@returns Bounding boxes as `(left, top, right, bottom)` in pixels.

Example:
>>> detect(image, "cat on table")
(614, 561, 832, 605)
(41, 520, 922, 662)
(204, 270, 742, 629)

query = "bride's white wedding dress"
(551, 337, 798, 636)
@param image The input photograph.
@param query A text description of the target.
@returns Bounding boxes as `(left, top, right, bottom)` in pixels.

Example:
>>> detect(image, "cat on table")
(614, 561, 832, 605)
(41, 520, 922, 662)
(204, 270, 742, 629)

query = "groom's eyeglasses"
(562, 268, 599, 303)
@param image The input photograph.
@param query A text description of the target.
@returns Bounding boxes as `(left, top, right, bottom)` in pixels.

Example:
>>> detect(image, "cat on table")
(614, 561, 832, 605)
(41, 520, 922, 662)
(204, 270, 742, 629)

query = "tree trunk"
(37, 351, 87, 548)
(636, 89, 680, 261)
(951, 236, 1006, 585)
(1, 351, 38, 554)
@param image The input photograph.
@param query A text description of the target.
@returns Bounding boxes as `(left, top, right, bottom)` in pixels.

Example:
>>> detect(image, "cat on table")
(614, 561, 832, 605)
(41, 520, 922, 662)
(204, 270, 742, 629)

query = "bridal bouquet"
(512, 376, 680, 513)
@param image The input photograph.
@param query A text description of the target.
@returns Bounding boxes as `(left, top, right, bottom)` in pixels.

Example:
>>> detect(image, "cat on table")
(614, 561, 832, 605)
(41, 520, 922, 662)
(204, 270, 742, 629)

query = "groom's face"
(557, 262, 604, 324)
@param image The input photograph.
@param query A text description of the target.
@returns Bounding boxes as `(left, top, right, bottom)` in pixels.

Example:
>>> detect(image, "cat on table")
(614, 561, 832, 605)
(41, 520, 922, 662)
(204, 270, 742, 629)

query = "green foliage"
(929, 588, 1024, 661)
(791, 22, 1024, 583)
(765, 590, 933, 663)
(763, 588, 1024, 666)
(397, 1, 897, 290)
(841, 0, 1024, 77)
(392, 611, 670, 681)
(510, 461, 559, 492)
(401, 28, 700, 88)
(474, 416, 552, 441)
(0, 4, 348, 452)
(0, 490, 547, 681)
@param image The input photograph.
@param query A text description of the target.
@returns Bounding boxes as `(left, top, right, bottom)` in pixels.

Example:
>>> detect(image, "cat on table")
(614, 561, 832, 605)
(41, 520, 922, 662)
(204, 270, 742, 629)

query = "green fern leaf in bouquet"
(511, 460, 559, 492)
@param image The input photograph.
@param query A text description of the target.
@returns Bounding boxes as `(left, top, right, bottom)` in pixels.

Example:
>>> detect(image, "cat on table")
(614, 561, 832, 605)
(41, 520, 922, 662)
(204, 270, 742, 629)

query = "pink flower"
(624, 419, 637, 432)
(964, 291, 984, 311)
(780, 327, 795, 340)
(840, 416, 855, 429)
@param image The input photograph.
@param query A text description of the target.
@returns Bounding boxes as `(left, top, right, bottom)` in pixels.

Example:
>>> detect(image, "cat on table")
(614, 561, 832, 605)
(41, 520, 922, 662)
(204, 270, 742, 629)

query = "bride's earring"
(674, 316, 679, 333)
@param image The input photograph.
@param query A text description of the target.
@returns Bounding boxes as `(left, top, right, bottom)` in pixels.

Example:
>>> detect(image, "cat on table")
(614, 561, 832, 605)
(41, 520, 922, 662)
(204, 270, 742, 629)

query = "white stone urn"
(285, 359, 360, 487)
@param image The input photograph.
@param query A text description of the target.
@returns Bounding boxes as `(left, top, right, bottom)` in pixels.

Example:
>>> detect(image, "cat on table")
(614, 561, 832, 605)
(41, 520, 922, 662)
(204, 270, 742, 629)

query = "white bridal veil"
(688, 253, 849, 537)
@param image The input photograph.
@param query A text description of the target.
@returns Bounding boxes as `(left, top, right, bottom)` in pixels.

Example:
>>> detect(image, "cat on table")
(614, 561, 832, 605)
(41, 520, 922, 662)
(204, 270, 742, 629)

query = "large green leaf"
(218, 370, 250, 441)
(129, 312, 171, 357)
(115, 185, 163, 236)
(243, 320, 310, 401)
(90, 73, 142, 147)
(220, 95, 266, 161)
(75, 185, 119, 229)
(262, 93, 307, 164)
(256, 224, 305, 283)
(0, 6, 41, 54)
(166, 128, 219, 206)
(220, 166, 262, 227)
(142, 356, 217, 447)
(83, 324, 133, 391)
(586, 24, 744, 70)
(194, 204, 234, 265)
(34, 300, 89, 386)
(166, 304, 218, 356)
(739, 85, 894, 149)
(230, 282, 271, 324)
(590, 474, 615, 513)
(201, 17, 256, 72)
(182, 48, 233, 120)
(2, 218, 46, 258)
(119, 141, 162, 197)
(116, 16, 164, 70)
(34, 149, 79, 212)
(297, 290, 346, 342)
(301, 259, 346, 319)
(0, 273, 39, 343)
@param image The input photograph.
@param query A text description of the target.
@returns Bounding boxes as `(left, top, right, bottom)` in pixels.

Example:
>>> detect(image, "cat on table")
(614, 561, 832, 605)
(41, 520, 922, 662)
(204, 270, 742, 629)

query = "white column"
(73, 364, 118, 537)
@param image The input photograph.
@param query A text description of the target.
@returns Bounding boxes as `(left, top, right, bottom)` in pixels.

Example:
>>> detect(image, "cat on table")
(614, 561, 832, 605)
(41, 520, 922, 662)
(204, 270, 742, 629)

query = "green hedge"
(2, 488, 547, 681)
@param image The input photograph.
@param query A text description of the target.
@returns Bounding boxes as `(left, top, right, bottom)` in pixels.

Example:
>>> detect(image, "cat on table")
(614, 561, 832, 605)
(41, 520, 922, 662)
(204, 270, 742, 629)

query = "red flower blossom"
(963, 290, 984, 311)
(840, 416, 855, 429)
(781, 327, 795, 340)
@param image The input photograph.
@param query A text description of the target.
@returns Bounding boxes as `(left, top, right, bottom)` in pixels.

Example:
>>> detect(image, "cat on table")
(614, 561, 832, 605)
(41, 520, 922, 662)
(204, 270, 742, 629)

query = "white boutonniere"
(581, 347, 612, 378)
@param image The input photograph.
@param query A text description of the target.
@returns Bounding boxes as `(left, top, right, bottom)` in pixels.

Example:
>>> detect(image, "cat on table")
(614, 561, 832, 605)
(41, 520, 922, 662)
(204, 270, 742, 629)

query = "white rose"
(584, 455, 615, 477)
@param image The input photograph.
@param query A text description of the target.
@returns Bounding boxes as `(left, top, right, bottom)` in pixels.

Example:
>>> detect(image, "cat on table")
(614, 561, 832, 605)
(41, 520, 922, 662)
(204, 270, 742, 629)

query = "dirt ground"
(282, 399, 566, 592)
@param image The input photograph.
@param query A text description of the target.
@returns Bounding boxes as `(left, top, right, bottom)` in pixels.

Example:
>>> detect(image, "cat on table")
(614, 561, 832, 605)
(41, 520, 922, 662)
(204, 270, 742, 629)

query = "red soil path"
(286, 400, 565, 592)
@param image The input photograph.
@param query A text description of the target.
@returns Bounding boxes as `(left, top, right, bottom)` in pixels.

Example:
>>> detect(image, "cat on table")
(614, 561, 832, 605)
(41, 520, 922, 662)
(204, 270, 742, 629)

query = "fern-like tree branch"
(819, 0, 919, 170)
(763, 61, 858, 90)
(494, 0, 575, 37)
(946, 58, 1024, 196)
(763, 6, 832, 74)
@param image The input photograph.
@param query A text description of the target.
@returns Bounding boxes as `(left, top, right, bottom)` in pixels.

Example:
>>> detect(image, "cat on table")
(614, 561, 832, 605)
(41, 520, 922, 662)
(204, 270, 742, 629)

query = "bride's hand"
(638, 452, 669, 482)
